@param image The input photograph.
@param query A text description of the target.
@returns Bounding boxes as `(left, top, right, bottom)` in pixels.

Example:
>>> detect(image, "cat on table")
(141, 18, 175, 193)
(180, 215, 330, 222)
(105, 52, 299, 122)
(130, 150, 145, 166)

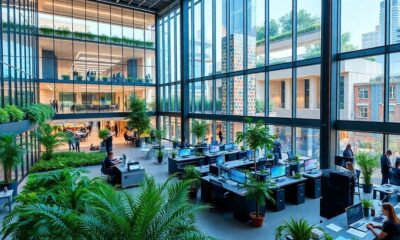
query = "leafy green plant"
(171, 151, 177, 158)
(0, 108, 10, 124)
(157, 150, 164, 158)
(236, 117, 275, 170)
(192, 120, 209, 143)
(356, 152, 380, 186)
(2, 171, 214, 239)
(294, 172, 302, 179)
(127, 95, 151, 139)
(36, 123, 67, 160)
(243, 175, 275, 218)
(275, 218, 321, 240)
(30, 152, 105, 173)
(23, 103, 55, 123)
(361, 199, 374, 209)
(5, 105, 24, 122)
(98, 129, 110, 140)
(182, 165, 202, 189)
(98, 34, 109, 42)
(153, 128, 165, 149)
(0, 135, 27, 185)
(56, 27, 70, 37)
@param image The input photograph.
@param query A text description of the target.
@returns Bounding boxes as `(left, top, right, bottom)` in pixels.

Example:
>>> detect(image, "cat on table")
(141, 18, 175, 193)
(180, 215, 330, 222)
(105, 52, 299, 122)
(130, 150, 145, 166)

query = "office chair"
(389, 169, 400, 186)
(100, 160, 113, 183)
(209, 179, 230, 215)
(354, 170, 361, 201)
(287, 151, 295, 161)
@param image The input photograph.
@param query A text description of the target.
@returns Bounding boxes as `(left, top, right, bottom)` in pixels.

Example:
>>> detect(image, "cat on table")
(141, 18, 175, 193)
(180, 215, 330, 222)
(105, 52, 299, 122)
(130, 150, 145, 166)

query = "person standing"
(272, 140, 282, 160)
(381, 150, 393, 185)
(217, 130, 223, 144)
(67, 131, 75, 151)
(115, 124, 119, 137)
(343, 144, 354, 158)
(105, 134, 113, 154)
(74, 134, 80, 153)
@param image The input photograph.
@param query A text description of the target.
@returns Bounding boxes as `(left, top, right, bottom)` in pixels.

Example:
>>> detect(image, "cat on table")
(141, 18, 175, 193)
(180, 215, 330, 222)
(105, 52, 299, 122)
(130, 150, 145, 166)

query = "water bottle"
(3, 186, 7, 193)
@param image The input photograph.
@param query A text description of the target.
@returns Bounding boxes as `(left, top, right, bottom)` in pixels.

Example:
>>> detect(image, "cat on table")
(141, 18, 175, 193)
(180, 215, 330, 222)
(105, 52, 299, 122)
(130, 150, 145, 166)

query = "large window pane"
(247, 0, 265, 68)
(269, 69, 292, 118)
(389, 53, 400, 122)
(296, 65, 320, 119)
(339, 55, 384, 122)
(269, 0, 292, 64)
(216, 78, 226, 114)
(215, 0, 227, 74)
(248, 73, 265, 116)
(297, 0, 321, 60)
(204, 80, 213, 113)
(341, 0, 383, 52)
(296, 127, 320, 159)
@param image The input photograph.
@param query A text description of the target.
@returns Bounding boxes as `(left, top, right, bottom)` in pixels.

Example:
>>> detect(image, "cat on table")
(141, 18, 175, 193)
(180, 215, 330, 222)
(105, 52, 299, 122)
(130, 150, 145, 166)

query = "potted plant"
(102, 76, 109, 82)
(36, 124, 67, 160)
(275, 218, 328, 240)
(157, 150, 164, 164)
(98, 129, 110, 152)
(191, 120, 209, 145)
(89, 75, 96, 81)
(0, 135, 27, 196)
(172, 138, 179, 149)
(171, 151, 177, 159)
(242, 175, 275, 227)
(182, 165, 201, 199)
(356, 152, 379, 193)
(361, 199, 373, 217)
(61, 74, 70, 81)
(127, 96, 151, 148)
(254, 169, 269, 182)
(289, 156, 301, 173)
(235, 117, 275, 172)
(126, 76, 133, 83)
(293, 172, 302, 179)
(153, 128, 165, 150)
(75, 75, 83, 81)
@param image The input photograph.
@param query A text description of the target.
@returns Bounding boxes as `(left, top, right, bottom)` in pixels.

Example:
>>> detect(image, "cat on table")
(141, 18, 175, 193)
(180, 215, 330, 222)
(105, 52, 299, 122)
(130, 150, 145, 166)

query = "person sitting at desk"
(345, 161, 355, 174)
(103, 151, 121, 185)
(367, 203, 400, 240)
(343, 144, 354, 158)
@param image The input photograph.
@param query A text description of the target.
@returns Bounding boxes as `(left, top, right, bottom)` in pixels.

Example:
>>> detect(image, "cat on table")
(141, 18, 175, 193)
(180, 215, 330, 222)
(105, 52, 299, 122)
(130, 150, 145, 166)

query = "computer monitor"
(304, 158, 318, 172)
(246, 149, 259, 160)
(179, 148, 191, 157)
(230, 168, 246, 184)
(209, 145, 220, 153)
(216, 155, 225, 166)
(388, 191, 399, 206)
(271, 165, 287, 179)
(346, 203, 363, 226)
(224, 143, 234, 151)
(219, 167, 229, 180)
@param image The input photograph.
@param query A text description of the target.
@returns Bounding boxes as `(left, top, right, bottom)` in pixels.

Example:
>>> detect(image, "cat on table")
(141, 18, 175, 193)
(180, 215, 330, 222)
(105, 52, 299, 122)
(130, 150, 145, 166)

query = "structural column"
(180, 0, 190, 144)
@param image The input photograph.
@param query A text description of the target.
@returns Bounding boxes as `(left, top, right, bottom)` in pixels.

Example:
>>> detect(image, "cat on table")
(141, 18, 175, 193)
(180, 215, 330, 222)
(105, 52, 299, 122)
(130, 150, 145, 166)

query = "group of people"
(65, 129, 82, 152)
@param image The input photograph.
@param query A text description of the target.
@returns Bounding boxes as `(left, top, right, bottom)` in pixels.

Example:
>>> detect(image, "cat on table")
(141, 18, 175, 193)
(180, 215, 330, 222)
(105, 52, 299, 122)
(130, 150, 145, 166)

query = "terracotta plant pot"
(250, 212, 265, 227)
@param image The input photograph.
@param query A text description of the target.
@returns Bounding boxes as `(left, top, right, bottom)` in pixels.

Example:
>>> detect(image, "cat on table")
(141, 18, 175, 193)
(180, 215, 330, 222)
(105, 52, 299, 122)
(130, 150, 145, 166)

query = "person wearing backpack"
(367, 203, 400, 240)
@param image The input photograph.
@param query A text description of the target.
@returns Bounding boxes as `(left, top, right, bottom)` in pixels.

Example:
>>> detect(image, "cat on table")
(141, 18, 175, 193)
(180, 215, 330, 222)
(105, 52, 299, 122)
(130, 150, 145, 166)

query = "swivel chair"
(209, 179, 230, 214)
(389, 169, 400, 186)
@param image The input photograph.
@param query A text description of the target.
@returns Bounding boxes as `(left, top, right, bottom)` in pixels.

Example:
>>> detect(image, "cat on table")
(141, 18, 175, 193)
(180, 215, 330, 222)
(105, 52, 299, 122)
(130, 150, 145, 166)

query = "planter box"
(0, 120, 38, 135)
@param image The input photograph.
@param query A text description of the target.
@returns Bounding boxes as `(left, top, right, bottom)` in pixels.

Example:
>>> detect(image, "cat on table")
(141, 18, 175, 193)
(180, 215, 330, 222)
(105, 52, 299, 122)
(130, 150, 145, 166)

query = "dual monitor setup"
(218, 167, 247, 185)
(178, 143, 236, 158)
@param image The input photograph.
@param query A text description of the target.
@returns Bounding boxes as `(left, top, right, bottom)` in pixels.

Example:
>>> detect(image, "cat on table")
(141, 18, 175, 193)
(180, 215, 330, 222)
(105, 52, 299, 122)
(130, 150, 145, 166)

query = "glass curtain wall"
(37, 0, 156, 114)
(1, 0, 40, 182)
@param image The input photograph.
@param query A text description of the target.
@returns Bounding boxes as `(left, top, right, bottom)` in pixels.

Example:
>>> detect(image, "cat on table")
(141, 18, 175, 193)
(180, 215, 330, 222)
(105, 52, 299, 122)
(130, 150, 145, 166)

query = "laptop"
(346, 203, 370, 232)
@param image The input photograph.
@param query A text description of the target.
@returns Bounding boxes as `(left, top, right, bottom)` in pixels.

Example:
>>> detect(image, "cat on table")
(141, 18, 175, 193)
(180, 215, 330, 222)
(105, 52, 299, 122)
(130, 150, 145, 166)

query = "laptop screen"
(346, 203, 363, 226)
(389, 191, 398, 206)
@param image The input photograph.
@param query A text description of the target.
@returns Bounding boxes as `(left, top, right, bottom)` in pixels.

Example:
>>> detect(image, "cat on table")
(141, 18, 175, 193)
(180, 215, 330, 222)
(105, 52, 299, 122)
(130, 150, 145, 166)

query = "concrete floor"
(1, 142, 357, 240)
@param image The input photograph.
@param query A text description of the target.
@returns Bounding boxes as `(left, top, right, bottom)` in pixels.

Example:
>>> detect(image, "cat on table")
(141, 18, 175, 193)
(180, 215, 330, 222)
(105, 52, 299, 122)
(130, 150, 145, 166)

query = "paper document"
(326, 223, 342, 232)
(346, 228, 367, 238)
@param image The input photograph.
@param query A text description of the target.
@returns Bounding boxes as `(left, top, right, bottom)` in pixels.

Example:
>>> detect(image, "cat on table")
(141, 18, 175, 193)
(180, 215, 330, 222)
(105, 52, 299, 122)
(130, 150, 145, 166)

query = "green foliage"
(341, 32, 358, 52)
(235, 118, 275, 170)
(355, 152, 380, 186)
(182, 165, 202, 189)
(36, 123, 67, 160)
(0, 135, 27, 185)
(98, 129, 110, 140)
(5, 105, 24, 122)
(243, 176, 275, 217)
(153, 128, 165, 148)
(127, 95, 151, 137)
(30, 152, 105, 173)
(0, 108, 10, 124)
(23, 103, 55, 123)
(361, 199, 374, 209)
(2, 170, 213, 240)
(192, 120, 209, 143)
(275, 218, 321, 240)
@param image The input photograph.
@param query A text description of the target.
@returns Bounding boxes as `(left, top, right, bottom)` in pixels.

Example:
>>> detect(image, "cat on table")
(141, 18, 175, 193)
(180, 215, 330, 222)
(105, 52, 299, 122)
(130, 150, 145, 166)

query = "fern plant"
(0, 108, 10, 124)
(36, 123, 67, 160)
(4, 105, 24, 122)
(0, 135, 27, 185)
(192, 120, 209, 143)
(275, 218, 319, 240)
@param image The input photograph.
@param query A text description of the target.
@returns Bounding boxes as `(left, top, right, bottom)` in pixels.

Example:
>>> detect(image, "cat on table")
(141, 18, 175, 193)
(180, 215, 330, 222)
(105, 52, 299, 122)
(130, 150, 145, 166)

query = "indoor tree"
(191, 120, 209, 144)
(356, 152, 380, 193)
(127, 95, 151, 147)
(235, 117, 275, 171)
(36, 123, 67, 160)
(0, 135, 27, 192)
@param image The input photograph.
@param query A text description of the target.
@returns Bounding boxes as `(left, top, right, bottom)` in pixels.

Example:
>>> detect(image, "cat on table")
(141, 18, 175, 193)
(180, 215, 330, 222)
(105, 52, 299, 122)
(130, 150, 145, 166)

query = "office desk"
(320, 200, 388, 239)
(195, 165, 210, 176)
(168, 155, 206, 174)
(302, 170, 322, 199)
(373, 184, 400, 200)
(115, 165, 145, 189)
(201, 175, 261, 222)
(268, 176, 307, 211)
(207, 158, 271, 176)
(203, 152, 228, 165)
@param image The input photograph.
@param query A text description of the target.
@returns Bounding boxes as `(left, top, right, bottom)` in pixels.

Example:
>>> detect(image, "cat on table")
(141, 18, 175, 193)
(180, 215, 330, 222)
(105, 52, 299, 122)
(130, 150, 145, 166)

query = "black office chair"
(287, 151, 295, 161)
(101, 160, 113, 183)
(389, 169, 400, 186)
(209, 179, 230, 215)
(354, 169, 361, 200)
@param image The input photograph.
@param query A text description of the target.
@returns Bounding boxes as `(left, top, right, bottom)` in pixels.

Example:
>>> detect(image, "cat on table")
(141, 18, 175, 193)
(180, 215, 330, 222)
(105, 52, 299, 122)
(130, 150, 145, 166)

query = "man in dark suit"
(343, 144, 354, 158)
(105, 134, 113, 154)
(273, 140, 282, 159)
(381, 150, 393, 185)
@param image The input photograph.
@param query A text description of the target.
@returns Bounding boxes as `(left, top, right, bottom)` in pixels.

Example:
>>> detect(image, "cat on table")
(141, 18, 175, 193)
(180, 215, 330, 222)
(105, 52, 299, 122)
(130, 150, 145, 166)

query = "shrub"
(36, 123, 67, 160)
(29, 151, 106, 173)
(23, 103, 55, 123)
(5, 105, 24, 122)
(0, 108, 10, 124)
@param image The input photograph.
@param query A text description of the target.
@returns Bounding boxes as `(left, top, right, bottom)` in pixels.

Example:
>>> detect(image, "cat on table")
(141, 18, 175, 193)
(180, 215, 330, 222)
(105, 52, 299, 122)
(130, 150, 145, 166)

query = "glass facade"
(38, 0, 156, 113)
(1, 0, 40, 182)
